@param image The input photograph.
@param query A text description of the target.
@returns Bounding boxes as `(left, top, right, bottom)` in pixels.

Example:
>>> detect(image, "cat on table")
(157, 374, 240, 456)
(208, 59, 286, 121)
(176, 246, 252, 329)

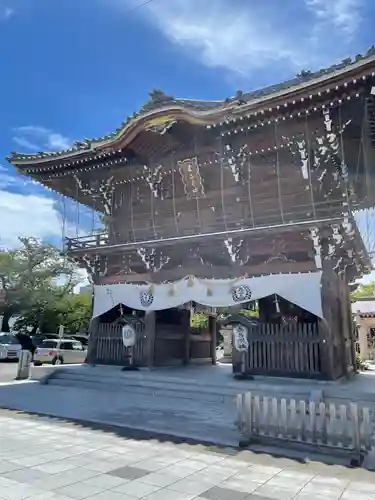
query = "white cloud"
(0, 190, 62, 249)
(0, 187, 90, 293)
(13, 126, 72, 153)
(0, 167, 85, 249)
(0, 171, 90, 289)
(115, 0, 364, 76)
(305, 0, 362, 35)
(0, 166, 37, 191)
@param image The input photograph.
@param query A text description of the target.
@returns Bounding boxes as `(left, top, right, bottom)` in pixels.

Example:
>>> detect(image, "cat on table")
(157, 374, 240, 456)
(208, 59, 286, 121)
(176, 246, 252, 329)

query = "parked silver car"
(0, 333, 22, 361)
(33, 339, 87, 366)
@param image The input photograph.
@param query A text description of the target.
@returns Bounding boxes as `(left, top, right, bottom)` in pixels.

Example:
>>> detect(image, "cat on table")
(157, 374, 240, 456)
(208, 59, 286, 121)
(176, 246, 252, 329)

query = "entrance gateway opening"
(87, 270, 352, 380)
(7, 49, 375, 380)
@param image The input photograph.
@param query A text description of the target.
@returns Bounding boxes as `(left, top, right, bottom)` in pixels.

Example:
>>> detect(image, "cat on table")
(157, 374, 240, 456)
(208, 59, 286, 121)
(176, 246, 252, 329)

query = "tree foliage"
(351, 282, 375, 300)
(13, 292, 92, 334)
(0, 237, 81, 332)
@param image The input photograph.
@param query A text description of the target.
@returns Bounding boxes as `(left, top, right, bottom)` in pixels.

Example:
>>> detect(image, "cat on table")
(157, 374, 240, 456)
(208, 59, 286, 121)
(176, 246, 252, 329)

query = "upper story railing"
(65, 233, 109, 251)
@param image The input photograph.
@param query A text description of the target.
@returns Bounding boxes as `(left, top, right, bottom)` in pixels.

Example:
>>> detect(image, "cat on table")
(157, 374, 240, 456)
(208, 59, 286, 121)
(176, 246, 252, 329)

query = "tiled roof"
(6, 46, 375, 164)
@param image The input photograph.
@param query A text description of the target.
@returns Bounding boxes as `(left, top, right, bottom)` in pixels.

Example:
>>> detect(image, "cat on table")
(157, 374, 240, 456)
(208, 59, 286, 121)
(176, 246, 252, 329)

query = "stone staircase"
(3, 363, 374, 452)
(39, 364, 325, 448)
(45, 364, 318, 404)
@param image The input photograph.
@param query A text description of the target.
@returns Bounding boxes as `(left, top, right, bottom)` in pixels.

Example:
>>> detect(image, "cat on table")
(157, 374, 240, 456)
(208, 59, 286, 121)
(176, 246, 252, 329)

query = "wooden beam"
(98, 260, 317, 285)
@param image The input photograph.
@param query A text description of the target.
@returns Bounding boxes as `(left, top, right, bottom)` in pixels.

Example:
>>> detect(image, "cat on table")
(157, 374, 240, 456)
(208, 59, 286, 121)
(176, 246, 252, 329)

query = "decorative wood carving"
(145, 119, 177, 135)
(136, 247, 171, 272)
(223, 143, 246, 182)
(143, 164, 164, 199)
(309, 228, 322, 269)
(295, 138, 309, 180)
(223, 238, 250, 266)
(74, 174, 114, 216)
(188, 245, 212, 267)
(80, 253, 108, 280)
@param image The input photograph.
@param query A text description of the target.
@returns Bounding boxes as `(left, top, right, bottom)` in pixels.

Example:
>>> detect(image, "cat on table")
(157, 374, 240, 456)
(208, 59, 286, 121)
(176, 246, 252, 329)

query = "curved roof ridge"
(6, 46, 375, 164)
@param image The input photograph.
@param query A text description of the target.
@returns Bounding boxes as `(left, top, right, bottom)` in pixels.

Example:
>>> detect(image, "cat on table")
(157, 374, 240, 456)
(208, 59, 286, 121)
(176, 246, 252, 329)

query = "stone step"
(46, 365, 316, 404)
(48, 377, 237, 404)
(0, 382, 240, 448)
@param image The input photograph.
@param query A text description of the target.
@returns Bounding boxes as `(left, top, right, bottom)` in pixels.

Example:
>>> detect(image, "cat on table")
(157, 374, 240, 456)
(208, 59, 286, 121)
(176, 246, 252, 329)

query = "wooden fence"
(233, 323, 322, 377)
(92, 320, 146, 366)
(237, 392, 373, 456)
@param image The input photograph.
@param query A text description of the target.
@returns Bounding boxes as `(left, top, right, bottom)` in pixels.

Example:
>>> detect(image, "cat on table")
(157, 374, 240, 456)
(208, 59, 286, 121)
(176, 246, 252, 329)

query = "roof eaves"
(6, 46, 375, 164)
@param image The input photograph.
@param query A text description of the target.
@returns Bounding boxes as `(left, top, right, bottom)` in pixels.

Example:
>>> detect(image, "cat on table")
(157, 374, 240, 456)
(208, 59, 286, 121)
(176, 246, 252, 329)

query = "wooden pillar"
(343, 275, 357, 371)
(209, 315, 217, 365)
(86, 316, 100, 365)
(145, 310, 156, 368)
(183, 310, 191, 366)
(336, 276, 349, 377)
(320, 268, 335, 380)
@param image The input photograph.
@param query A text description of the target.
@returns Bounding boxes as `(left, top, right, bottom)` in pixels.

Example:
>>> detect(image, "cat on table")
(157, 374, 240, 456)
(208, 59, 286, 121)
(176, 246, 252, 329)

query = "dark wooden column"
(320, 266, 335, 380)
(183, 310, 191, 366)
(86, 316, 100, 365)
(145, 310, 156, 368)
(209, 315, 217, 365)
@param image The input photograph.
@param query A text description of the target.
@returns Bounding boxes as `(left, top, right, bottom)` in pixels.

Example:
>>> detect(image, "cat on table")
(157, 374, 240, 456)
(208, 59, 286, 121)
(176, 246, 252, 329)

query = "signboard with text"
(233, 324, 249, 352)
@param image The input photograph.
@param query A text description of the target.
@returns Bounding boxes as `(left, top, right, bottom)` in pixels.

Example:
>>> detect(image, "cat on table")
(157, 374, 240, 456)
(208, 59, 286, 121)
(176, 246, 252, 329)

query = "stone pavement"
(1, 411, 375, 500)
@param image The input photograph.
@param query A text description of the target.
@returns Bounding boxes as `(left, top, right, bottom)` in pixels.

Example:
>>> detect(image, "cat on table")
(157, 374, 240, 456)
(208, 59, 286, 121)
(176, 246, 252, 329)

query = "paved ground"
(1, 410, 375, 500)
(0, 361, 18, 383)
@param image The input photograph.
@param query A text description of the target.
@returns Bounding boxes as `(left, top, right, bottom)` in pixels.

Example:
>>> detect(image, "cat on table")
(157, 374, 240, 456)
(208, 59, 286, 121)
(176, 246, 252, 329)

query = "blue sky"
(0, 0, 374, 280)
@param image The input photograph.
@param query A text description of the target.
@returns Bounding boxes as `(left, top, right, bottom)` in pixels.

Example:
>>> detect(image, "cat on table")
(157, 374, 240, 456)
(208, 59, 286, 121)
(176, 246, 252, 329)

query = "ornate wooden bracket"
(143, 164, 164, 199)
(136, 247, 171, 272)
(73, 174, 114, 216)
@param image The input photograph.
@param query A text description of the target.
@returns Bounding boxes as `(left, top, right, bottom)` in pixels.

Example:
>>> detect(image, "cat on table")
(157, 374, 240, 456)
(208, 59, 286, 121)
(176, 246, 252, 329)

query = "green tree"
(14, 292, 92, 334)
(351, 282, 375, 300)
(0, 237, 80, 332)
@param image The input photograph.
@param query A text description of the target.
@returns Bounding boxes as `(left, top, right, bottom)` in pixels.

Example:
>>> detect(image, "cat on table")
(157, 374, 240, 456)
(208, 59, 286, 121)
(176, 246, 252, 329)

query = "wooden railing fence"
(237, 392, 373, 455)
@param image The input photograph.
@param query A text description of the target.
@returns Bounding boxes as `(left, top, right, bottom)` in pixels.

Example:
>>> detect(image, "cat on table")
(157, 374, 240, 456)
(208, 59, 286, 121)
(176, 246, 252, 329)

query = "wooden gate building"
(7, 48, 375, 378)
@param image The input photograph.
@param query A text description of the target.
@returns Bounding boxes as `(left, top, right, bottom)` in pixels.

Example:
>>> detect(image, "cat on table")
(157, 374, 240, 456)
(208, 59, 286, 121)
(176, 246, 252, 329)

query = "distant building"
(352, 298, 375, 360)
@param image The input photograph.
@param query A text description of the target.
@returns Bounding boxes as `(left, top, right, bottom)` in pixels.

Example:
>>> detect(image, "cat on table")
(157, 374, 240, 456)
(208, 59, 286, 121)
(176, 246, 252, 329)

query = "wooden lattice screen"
(90, 320, 146, 366)
(234, 323, 322, 377)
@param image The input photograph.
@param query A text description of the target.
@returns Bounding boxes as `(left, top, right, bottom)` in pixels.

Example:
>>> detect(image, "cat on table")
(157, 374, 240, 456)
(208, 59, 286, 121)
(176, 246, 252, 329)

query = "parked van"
(33, 338, 87, 366)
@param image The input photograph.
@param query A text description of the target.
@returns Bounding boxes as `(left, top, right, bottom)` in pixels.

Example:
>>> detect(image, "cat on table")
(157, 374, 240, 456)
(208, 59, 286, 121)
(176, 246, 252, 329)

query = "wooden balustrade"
(237, 392, 373, 460)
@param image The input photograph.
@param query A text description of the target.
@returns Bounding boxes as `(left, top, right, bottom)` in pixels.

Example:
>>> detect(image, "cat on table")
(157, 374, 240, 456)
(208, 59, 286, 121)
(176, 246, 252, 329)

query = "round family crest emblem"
(232, 284, 252, 302)
(139, 290, 154, 307)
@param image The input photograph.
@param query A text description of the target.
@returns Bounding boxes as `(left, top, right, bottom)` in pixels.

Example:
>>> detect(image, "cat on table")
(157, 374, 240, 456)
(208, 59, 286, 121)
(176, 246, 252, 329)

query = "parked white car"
(33, 339, 87, 366)
(0, 333, 22, 361)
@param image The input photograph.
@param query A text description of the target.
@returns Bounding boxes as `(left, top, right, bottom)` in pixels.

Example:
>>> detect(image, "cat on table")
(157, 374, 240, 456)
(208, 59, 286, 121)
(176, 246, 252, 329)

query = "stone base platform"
(1, 363, 375, 453)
